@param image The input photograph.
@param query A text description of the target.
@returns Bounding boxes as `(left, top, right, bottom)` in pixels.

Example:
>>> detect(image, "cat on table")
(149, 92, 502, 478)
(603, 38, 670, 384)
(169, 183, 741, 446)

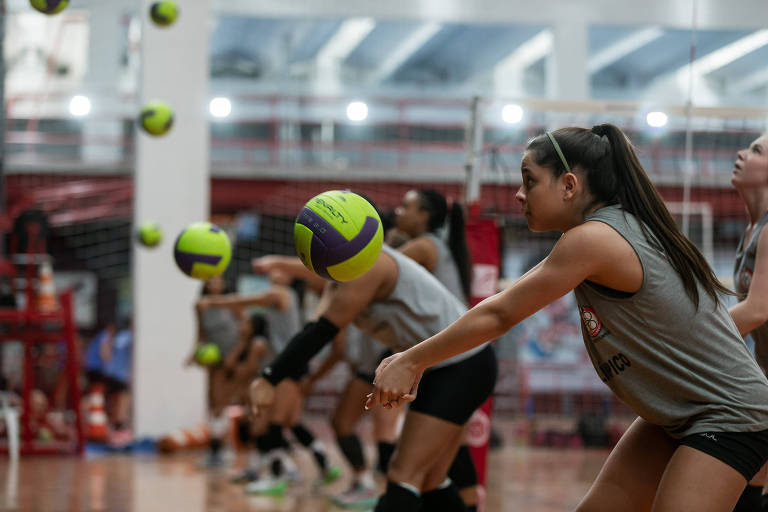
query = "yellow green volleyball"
(294, 190, 383, 282)
(29, 0, 68, 15)
(137, 222, 163, 247)
(174, 222, 231, 280)
(149, 1, 178, 27)
(195, 343, 221, 365)
(138, 101, 174, 136)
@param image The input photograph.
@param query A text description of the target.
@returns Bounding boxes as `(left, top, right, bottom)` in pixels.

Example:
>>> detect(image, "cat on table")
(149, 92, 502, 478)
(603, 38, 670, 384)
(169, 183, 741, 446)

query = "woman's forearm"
(403, 295, 510, 371)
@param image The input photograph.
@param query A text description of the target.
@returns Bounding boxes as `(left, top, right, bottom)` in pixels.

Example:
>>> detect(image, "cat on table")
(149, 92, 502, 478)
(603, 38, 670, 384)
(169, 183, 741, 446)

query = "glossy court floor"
(0, 420, 610, 512)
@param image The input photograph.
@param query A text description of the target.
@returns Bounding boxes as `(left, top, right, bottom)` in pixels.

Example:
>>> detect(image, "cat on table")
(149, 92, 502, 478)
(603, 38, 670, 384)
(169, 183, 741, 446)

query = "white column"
(133, 0, 210, 438)
(547, 17, 589, 100)
(82, 2, 126, 163)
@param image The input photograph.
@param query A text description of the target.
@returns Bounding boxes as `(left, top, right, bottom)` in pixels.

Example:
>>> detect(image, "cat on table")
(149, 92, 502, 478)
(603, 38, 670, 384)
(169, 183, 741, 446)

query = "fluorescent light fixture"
(209, 97, 232, 118)
(346, 101, 368, 122)
(69, 95, 91, 117)
(646, 111, 668, 128)
(501, 104, 524, 124)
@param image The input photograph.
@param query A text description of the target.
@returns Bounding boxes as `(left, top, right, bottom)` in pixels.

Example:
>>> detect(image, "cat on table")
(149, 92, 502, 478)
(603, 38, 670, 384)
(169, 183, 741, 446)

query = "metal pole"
(681, 0, 698, 239)
(0, 0, 6, 255)
(464, 96, 484, 208)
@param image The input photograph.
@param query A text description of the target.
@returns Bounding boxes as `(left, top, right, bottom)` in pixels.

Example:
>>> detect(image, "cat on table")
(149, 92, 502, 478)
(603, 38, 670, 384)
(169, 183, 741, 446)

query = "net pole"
(464, 96, 484, 214)
(681, 0, 698, 238)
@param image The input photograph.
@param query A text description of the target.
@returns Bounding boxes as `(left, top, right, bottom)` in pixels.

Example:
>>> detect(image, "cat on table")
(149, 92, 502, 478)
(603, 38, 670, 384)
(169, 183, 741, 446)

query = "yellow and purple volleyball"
(149, 1, 178, 27)
(138, 101, 174, 136)
(137, 222, 163, 247)
(29, 0, 68, 15)
(195, 343, 221, 366)
(294, 190, 383, 282)
(173, 222, 231, 280)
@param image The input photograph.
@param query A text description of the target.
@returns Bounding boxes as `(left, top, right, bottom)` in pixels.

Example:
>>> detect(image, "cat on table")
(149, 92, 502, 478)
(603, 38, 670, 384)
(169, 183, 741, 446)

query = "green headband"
(545, 131, 572, 174)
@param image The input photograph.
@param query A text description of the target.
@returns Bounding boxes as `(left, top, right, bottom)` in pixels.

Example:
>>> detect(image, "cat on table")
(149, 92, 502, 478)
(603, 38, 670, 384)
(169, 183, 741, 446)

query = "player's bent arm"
(730, 228, 768, 335)
(198, 289, 285, 311)
(399, 224, 613, 372)
(261, 255, 387, 385)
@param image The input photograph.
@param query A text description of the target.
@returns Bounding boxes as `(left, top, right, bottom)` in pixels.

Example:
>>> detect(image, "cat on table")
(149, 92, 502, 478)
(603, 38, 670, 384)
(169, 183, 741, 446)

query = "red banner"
(464, 217, 499, 506)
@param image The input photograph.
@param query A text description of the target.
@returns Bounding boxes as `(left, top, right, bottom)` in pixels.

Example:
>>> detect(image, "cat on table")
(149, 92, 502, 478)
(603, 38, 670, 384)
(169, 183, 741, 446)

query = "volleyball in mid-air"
(294, 190, 383, 282)
(173, 222, 231, 280)
(195, 343, 221, 366)
(137, 222, 163, 247)
(138, 101, 174, 136)
(149, 1, 178, 27)
(29, 0, 68, 15)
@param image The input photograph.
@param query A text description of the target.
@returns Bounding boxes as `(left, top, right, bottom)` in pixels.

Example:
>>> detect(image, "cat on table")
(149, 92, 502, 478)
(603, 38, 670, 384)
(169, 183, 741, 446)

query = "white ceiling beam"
(727, 67, 768, 96)
(495, 30, 553, 72)
(209, 0, 768, 31)
(677, 29, 768, 77)
(368, 22, 442, 83)
(315, 17, 376, 64)
(588, 27, 664, 73)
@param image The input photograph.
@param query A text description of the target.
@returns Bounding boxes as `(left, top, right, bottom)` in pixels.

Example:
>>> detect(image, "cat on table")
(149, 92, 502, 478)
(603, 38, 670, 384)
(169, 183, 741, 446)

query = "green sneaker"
(246, 476, 288, 496)
(316, 465, 342, 487)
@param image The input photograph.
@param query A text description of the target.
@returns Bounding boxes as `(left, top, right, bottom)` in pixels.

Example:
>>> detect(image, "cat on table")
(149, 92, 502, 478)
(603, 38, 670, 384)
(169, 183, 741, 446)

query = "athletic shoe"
(331, 483, 379, 509)
(230, 468, 260, 484)
(246, 476, 288, 496)
(314, 465, 342, 488)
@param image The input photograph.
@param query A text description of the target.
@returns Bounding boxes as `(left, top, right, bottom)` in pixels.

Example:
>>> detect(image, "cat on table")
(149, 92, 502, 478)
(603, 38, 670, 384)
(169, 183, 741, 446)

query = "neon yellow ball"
(139, 101, 174, 136)
(174, 222, 232, 280)
(195, 343, 221, 365)
(138, 222, 163, 247)
(294, 190, 383, 282)
(29, 0, 68, 15)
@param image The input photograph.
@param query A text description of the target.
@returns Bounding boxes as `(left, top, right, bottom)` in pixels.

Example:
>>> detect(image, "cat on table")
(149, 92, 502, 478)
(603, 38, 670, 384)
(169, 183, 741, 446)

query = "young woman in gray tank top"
(395, 188, 472, 305)
(249, 239, 497, 512)
(371, 124, 768, 512)
(729, 133, 768, 511)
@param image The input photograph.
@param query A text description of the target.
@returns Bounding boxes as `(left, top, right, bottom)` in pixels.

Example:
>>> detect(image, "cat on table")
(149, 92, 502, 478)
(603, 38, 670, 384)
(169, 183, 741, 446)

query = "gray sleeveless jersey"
(734, 212, 768, 373)
(354, 246, 485, 368)
(345, 324, 386, 377)
(422, 232, 467, 304)
(265, 287, 302, 354)
(574, 205, 768, 438)
(200, 307, 240, 356)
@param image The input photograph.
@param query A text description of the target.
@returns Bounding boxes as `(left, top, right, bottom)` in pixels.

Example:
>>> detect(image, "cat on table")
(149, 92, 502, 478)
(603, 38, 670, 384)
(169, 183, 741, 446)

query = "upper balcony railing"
(4, 94, 767, 186)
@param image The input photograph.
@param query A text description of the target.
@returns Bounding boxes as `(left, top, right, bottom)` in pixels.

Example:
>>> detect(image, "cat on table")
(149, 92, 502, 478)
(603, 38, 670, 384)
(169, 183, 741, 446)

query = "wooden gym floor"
(0, 419, 610, 512)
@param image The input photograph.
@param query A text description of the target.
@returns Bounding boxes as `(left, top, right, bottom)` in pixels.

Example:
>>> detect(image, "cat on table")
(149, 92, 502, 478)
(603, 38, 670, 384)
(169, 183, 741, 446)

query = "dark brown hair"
(417, 189, 472, 301)
(526, 123, 731, 308)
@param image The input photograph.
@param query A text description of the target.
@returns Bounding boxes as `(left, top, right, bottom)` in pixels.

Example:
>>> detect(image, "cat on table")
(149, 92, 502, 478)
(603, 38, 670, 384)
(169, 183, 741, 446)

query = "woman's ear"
(562, 172, 578, 198)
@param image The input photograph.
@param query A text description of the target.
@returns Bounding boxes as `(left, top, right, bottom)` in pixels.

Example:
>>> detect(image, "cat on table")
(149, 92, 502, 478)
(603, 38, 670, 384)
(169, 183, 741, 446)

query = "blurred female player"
(197, 269, 339, 493)
(189, 275, 264, 467)
(730, 132, 768, 512)
(370, 124, 768, 512)
(249, 242, 498, 512)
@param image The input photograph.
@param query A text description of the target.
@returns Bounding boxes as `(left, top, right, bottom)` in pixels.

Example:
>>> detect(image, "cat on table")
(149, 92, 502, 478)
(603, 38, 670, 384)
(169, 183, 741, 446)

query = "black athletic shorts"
(355, 349, 395, 385)
(679, 429, 768, 480)
(410, 344, 497, 425)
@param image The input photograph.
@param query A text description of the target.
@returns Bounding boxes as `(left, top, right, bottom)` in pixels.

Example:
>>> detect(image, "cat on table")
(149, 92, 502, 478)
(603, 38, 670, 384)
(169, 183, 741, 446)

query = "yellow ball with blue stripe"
(294, 190, 383, 282)
(29, 0, 67, 15)
(174, 222, 231, 280)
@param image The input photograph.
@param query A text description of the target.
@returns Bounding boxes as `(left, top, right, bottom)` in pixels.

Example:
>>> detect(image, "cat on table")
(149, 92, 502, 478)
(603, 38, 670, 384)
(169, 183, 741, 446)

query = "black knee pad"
(734, 485, 762, 512)
(422, 482, 467, 512)
(448, 445, 478, 490)
(337, 434, 366, 469)
(377, 441, 396, 473)
(291, 424, 315, 447)
(374, 482, 421, 512)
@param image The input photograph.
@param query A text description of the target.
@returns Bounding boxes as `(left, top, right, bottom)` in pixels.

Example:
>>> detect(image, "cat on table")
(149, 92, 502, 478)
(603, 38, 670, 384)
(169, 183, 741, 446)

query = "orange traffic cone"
(85, 383, 109, 442)
(37, 261, 58, 313)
